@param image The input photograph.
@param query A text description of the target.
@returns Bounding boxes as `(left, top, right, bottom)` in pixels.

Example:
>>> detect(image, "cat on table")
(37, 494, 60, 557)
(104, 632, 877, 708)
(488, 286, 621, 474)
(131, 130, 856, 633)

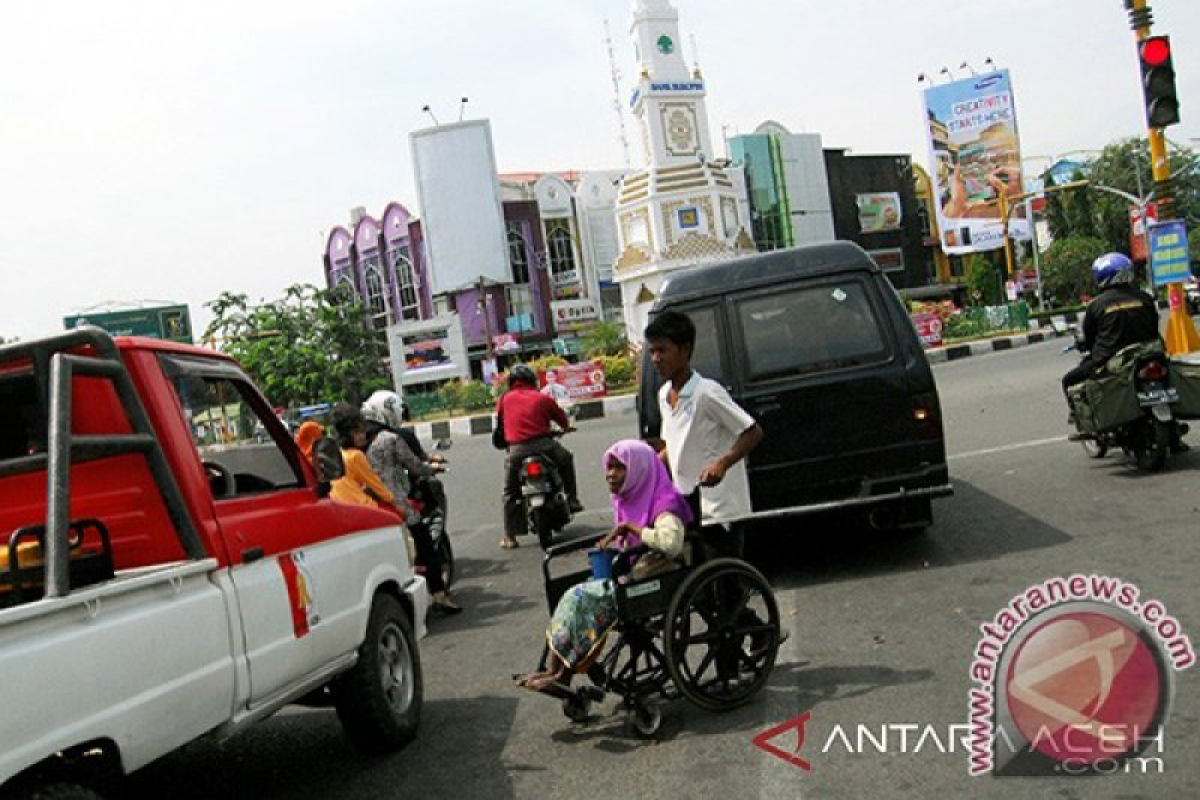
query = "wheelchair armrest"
(612, 544, 650, 578)
(543, 531, 606, 561)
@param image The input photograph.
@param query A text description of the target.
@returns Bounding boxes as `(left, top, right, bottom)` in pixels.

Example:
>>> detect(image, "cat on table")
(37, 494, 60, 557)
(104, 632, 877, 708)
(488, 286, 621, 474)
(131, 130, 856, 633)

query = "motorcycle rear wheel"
(1133, 418, 1170, 472)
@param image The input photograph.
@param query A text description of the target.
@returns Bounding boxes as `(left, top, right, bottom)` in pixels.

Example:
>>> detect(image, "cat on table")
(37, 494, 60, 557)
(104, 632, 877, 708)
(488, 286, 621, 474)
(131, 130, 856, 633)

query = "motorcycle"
(520, 432, 574, 551)
(1066, 330, 1187, 471)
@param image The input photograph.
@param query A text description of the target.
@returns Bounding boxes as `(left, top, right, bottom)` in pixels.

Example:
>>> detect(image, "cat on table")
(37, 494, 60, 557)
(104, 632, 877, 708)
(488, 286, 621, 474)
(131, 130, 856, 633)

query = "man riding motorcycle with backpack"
(1062, 252, 1187, 451)
(496, 364, 583, 550)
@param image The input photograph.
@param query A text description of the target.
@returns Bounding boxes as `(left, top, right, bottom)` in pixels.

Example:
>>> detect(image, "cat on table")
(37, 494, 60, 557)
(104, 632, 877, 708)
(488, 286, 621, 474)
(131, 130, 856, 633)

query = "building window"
(362, 257, 388, 330)
(506, 223, 534, 332)
(391, 245, 420, 321)
(333, 273, 356, 302)
(546, 220, 577, 279)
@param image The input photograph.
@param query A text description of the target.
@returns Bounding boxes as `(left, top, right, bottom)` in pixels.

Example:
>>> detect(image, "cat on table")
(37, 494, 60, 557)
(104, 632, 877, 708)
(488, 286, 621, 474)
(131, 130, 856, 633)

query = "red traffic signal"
(1141, 37, 1171, 67)
(1138, 35, 1181, 128)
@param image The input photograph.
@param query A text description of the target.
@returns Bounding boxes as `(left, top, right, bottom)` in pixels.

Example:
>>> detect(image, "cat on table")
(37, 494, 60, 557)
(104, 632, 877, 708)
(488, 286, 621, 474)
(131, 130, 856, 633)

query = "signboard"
(551, 298, 601, 332)
(540, 361, 606, 401)
(912, 311, 944, 348)
(867, 248, 905, 273)
(386, 314, 469, 388)
(923, 70, 1030, 255)
(492, 333, 520, 354)
(64, 304, 193, 343)
(856, 193, 902, 233)
(1148, 220, 1191, 287)
(1130, 202, 1158, 262)
(410, 120, 512, 294)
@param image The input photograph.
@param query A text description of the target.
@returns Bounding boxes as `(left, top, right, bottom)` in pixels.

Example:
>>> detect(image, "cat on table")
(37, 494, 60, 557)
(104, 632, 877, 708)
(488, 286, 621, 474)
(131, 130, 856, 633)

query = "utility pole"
(1126, 0, 1199, 354)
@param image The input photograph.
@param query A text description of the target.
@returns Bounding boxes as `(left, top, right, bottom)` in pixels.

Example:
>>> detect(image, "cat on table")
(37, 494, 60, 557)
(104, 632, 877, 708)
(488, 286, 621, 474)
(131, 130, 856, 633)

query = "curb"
(415, 313, 1085, 440)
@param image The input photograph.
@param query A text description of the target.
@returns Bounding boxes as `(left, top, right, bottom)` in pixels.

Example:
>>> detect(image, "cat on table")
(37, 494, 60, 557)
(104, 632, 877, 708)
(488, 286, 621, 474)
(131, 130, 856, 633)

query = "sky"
(3, 0, 1199, 341)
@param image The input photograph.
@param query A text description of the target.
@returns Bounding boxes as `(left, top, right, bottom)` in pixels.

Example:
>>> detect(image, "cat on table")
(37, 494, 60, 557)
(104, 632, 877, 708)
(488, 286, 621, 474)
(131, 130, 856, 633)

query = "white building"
(612, 0, 755, 338)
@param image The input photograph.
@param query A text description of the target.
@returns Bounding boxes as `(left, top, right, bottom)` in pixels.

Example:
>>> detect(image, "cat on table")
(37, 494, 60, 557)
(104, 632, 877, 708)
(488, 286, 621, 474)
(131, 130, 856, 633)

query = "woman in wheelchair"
(514, 439, 692, 693)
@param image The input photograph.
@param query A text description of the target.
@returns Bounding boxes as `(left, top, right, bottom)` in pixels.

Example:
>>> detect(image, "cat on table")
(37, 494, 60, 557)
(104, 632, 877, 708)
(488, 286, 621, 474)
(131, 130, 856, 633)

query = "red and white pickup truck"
(0, 328, 428, 799)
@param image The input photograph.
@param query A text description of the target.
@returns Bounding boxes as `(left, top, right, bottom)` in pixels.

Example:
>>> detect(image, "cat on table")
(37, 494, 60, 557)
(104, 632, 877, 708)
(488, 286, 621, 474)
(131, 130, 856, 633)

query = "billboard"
(386, 314, 470, 388)
(856, 193, 902, 233)
(923, 70, 1030, 255)
(410, 120, 512, 295)
(64, 304, 193, 343)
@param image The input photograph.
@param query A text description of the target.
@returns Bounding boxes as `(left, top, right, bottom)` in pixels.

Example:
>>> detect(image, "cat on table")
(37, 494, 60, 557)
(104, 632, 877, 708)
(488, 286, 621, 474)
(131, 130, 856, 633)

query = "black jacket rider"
(1062, 285, 1160, 395)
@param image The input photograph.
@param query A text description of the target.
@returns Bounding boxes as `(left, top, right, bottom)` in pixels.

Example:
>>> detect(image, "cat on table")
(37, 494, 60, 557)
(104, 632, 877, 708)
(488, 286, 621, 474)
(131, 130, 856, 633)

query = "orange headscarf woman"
(295, 421, 323, 464)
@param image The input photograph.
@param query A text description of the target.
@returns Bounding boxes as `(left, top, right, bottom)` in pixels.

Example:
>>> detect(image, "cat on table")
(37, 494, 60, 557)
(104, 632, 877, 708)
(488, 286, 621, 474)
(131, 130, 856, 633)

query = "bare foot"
(499, 537, 519, 550)
(524, 672, 566, 693)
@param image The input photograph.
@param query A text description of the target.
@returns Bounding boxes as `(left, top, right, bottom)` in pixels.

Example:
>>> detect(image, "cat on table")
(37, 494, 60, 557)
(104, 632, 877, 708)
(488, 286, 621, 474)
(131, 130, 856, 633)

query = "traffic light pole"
(1127, 0, 1199, 354)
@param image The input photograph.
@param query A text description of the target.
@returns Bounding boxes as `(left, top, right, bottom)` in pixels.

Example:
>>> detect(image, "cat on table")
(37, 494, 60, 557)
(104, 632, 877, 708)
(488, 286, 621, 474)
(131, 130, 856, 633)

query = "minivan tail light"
(912, 392, 942, 439)
(1138, 361, 1167, 381)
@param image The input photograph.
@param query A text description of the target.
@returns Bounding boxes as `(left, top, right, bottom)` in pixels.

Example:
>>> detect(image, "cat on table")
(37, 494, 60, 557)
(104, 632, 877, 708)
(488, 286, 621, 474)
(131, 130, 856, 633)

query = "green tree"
(1044, 138, 1200, 255)
(964, 253, 1003, 306)
(580, 320, 628, 358)
(204, 284, 390, 408)
(1039, 236, 1108, 307)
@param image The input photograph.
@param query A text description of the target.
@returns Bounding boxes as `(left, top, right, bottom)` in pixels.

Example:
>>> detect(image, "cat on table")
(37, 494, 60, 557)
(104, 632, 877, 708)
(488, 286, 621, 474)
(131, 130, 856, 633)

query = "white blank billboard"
(410, 120, 512, 295)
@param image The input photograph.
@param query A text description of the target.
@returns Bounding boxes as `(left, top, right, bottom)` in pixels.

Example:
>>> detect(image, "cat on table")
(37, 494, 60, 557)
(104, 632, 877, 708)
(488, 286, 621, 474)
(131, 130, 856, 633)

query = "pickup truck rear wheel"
(332, 594, 422, 754)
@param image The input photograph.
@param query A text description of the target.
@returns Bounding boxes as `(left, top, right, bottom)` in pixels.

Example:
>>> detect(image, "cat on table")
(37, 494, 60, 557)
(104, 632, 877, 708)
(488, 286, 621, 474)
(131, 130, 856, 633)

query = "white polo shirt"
(658, 371, 756, 524)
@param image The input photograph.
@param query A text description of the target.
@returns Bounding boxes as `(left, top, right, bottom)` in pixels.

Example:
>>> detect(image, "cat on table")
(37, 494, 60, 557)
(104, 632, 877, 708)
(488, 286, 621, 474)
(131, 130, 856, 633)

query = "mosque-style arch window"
(362, 257, 388, 330)
(505, 223, 534, 332)
(546, 220, 577, 279)
(392, 245, 420, 322)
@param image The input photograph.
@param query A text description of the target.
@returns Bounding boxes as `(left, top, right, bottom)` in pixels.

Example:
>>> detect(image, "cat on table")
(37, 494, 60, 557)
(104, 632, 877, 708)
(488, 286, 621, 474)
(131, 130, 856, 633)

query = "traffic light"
(1138, 36, 1181, 128)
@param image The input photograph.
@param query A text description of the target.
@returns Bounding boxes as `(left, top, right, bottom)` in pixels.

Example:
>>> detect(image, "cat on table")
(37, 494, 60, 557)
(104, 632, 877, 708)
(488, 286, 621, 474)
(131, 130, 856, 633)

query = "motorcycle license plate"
(527, 495, 546, 507)
(1137, 387, 1178, 406)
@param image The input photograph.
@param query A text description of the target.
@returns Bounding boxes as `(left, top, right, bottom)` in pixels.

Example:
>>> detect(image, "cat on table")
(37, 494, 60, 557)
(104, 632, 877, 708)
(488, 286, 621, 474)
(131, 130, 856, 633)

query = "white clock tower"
(613, 0, 754, 338)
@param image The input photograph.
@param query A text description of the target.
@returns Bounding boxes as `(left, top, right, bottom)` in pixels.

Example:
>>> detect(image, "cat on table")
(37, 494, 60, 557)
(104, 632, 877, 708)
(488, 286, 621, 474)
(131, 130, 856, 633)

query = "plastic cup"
(588, 548, 615, 580)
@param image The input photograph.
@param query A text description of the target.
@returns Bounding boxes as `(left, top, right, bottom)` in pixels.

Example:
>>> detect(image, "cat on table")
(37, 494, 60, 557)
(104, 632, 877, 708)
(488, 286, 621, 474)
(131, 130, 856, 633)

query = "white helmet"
(362, 390, 404, 429)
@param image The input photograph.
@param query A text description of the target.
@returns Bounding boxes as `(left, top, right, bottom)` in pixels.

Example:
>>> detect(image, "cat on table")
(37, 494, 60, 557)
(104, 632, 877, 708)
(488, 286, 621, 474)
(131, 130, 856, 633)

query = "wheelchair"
(527, 529, 782, 736)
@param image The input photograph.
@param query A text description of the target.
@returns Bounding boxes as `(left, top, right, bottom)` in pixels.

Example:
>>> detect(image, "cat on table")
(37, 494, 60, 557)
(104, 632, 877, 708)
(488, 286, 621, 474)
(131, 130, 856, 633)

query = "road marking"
(949, 436, 1067, 461)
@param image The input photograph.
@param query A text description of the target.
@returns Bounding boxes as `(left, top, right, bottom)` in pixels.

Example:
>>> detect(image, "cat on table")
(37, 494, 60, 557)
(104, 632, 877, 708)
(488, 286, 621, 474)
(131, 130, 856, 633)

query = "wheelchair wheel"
(663, 559, 781, 713)
(630, 699, 662, 737)
(601, 624, 669, 699)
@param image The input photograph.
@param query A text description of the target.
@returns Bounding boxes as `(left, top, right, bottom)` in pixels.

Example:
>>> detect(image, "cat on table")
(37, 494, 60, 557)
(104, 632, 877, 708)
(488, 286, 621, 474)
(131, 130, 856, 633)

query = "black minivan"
(638, 241, 952, 530)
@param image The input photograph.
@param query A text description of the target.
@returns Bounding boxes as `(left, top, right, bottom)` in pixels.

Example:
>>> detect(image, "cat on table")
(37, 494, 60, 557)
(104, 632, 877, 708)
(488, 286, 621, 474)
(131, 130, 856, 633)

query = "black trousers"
(409, 520, 445, 594)
(686, 489, 745, 562)
(502, 437, 579, 537)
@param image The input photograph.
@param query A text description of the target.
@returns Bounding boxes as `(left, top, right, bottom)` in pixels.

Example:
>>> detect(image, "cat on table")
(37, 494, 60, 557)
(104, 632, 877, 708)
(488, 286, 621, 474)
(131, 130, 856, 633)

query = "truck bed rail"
(0, 327, 205, 599)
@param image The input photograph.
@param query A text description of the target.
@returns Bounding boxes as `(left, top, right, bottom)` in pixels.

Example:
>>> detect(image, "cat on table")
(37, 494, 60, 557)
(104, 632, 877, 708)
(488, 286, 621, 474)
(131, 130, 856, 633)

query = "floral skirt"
(548, 579, 617, 669)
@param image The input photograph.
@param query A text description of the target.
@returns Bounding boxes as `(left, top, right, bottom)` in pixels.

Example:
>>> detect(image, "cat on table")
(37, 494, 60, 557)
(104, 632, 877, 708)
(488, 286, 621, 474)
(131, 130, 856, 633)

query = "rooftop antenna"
(421, 104, 440, 126)
(604, 19, 632, 167)
(458, 97, 469, 122)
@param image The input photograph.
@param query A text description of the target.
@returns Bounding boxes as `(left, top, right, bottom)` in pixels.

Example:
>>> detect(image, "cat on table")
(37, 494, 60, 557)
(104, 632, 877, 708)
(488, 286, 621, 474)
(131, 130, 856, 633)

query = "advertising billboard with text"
(923, 70, 1030, 255)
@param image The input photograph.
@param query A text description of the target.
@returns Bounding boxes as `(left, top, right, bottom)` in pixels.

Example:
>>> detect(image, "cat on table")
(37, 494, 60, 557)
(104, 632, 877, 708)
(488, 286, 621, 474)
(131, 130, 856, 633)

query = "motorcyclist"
(1062, 252, 1160, 401)
(361, 390, 461, 615)
(496, 364, 583, 550)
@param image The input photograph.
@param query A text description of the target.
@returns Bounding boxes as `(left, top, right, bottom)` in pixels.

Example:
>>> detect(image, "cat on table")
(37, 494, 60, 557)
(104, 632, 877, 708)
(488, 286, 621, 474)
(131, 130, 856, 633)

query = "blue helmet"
(1092, 252, 1134, 289)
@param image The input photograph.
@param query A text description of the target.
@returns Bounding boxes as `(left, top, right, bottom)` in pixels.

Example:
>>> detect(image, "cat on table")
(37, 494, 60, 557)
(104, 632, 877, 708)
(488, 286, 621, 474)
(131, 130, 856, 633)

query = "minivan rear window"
(736, 280, 891, 382)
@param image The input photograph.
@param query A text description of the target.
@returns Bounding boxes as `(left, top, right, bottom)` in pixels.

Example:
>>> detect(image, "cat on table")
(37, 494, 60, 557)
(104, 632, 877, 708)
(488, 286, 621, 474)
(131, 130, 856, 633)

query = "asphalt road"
(127, 339, 1199, 799)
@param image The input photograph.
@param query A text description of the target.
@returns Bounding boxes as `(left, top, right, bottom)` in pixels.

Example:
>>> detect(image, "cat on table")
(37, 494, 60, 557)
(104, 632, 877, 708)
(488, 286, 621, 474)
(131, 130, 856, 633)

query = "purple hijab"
(604, 440, 694, 530)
